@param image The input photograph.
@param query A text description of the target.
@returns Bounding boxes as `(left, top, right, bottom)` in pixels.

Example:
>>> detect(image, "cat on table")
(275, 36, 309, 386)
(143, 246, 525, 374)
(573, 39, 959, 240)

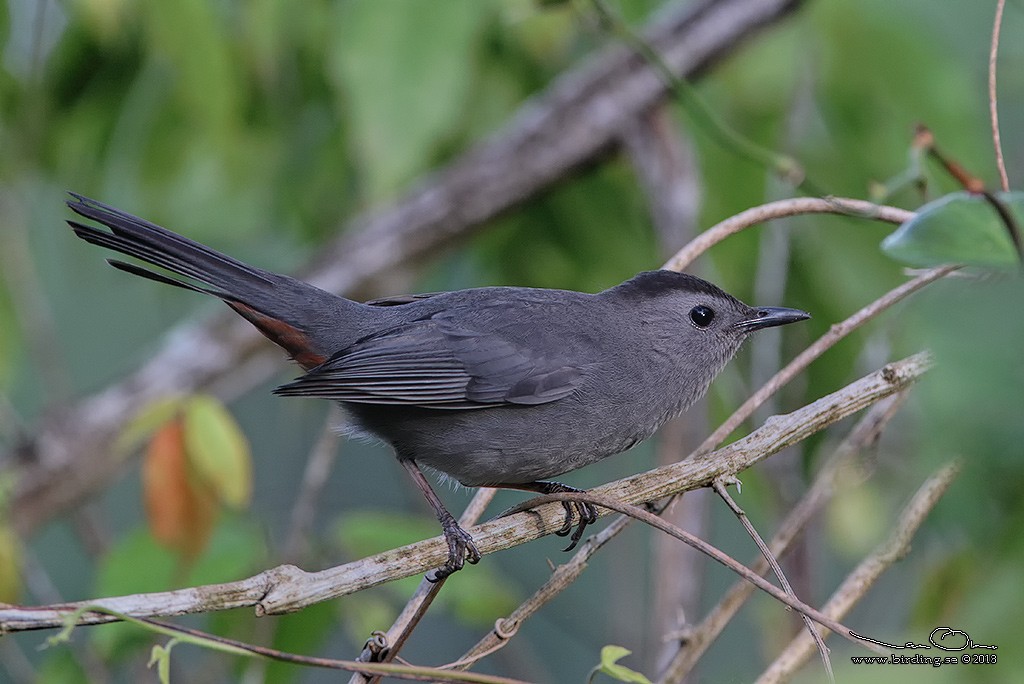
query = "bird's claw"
(544, 486, 598, 552)
(426, 518, 481, 582)
(558, 499, 598, 552)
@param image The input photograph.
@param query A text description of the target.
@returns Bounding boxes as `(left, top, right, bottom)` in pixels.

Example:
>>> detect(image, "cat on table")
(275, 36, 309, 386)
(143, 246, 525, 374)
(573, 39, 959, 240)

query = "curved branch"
(662, 197, 914, 272)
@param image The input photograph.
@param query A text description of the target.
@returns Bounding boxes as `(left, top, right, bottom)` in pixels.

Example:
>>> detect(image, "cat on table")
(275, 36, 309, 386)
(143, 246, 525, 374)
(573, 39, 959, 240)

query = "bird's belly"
(348, 400, 662, 486)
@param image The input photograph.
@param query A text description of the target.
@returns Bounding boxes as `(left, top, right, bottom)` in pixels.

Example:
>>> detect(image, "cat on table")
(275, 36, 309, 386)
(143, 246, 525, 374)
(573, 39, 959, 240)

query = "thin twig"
(53, 610, 533, 684)
(520, 491, 886, 656)
(756, 461, 961, 682)
(713, 480, 834, 682)
(283, 406, 344, 562)
(452, 514, 635, 671)
(915, 125, 1023, 263)
(990, 0, 1009, 192)
(657, 393, 910, 683)
(353, 488, 497, 684)
(662, 197, 914, 272)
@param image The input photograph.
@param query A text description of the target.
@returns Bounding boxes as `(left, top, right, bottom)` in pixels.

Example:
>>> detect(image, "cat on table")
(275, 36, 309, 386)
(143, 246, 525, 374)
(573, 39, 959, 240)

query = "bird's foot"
(531, 482, 598, 552)
(426, 516, 481, 582)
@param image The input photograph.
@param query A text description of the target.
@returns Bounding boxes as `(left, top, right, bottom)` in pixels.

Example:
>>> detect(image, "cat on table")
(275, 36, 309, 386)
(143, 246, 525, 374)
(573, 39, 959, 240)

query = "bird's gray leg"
(499, 481, 599, 552)
(400, 459, 481, 581)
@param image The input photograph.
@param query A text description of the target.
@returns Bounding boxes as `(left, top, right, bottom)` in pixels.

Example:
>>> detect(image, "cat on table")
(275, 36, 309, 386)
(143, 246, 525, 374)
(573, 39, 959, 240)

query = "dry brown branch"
(711, 480, 834, 681)
(0, 352, 928, 634)
(755, 461, 961, 683)
(7, 0, 809, 540)
(656, 393, 909, 683)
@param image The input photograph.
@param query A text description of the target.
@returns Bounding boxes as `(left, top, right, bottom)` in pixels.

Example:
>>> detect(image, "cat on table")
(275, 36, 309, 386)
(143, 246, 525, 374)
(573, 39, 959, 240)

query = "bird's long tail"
(66, 193, 332, 368)
(67, 193, 281, 302)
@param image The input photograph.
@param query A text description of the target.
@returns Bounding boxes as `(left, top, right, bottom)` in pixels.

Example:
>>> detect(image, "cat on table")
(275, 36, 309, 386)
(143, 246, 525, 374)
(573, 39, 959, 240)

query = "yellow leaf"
(0, 524, 22, 602)
(183, 395, 252, 509)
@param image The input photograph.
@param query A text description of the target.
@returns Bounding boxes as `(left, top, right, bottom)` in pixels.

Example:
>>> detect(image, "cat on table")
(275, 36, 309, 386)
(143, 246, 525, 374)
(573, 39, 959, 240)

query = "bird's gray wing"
(273, 315, 582, 408)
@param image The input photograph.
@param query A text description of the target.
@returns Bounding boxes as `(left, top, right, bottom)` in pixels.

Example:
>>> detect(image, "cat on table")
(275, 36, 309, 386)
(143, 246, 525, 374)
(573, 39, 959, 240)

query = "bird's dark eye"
(689, 305, 715, 328)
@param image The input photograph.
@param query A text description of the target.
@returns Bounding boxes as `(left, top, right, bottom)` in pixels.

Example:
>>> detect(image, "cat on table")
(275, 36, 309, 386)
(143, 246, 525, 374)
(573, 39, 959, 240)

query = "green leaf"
(881, 191, 1023, 268)
(114, 396, 186, 456)
(589, 645, 653, 684)
(148, 640, 178, 684)
(329, 0, 490, 200)
(183, 395, 252, 509)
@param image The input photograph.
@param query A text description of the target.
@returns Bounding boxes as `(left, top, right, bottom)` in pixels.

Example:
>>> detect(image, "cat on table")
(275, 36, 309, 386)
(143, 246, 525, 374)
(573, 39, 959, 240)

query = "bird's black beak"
(735, 306, 811, 332)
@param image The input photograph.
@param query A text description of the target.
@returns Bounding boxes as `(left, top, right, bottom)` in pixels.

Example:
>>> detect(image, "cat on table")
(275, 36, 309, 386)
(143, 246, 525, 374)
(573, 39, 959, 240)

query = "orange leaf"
(142, 418, 219, 561)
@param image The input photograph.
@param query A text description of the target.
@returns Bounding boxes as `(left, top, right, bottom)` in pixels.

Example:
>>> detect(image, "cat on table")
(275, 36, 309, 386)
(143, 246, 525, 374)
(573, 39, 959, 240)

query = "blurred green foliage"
(1, 0, 1022, 682)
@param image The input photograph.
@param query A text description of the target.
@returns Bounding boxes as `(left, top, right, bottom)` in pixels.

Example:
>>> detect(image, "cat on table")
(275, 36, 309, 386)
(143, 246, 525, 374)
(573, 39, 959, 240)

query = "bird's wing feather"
(364, 292, 443, 307)
(273, 315, 581, 408)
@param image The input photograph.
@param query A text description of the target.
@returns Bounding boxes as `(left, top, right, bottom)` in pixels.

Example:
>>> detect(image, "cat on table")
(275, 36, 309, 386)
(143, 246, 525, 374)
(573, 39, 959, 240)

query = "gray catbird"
(67, 194, 809, 579)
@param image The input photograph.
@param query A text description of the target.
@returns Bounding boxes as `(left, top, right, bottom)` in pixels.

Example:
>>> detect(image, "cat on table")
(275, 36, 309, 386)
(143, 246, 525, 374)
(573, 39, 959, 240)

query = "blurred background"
(0, 0, 1022, 682)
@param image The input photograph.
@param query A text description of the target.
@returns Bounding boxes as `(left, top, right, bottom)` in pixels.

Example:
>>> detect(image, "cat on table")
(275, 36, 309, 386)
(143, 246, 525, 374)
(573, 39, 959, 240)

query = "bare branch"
(662, 197, 914, 273)
(990, 0, 1010, 192)
(453, 514, 634, 671)
(712, 480, 834, 681)
(56, 612, 536, 684)
(527, 491, 885, 655)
